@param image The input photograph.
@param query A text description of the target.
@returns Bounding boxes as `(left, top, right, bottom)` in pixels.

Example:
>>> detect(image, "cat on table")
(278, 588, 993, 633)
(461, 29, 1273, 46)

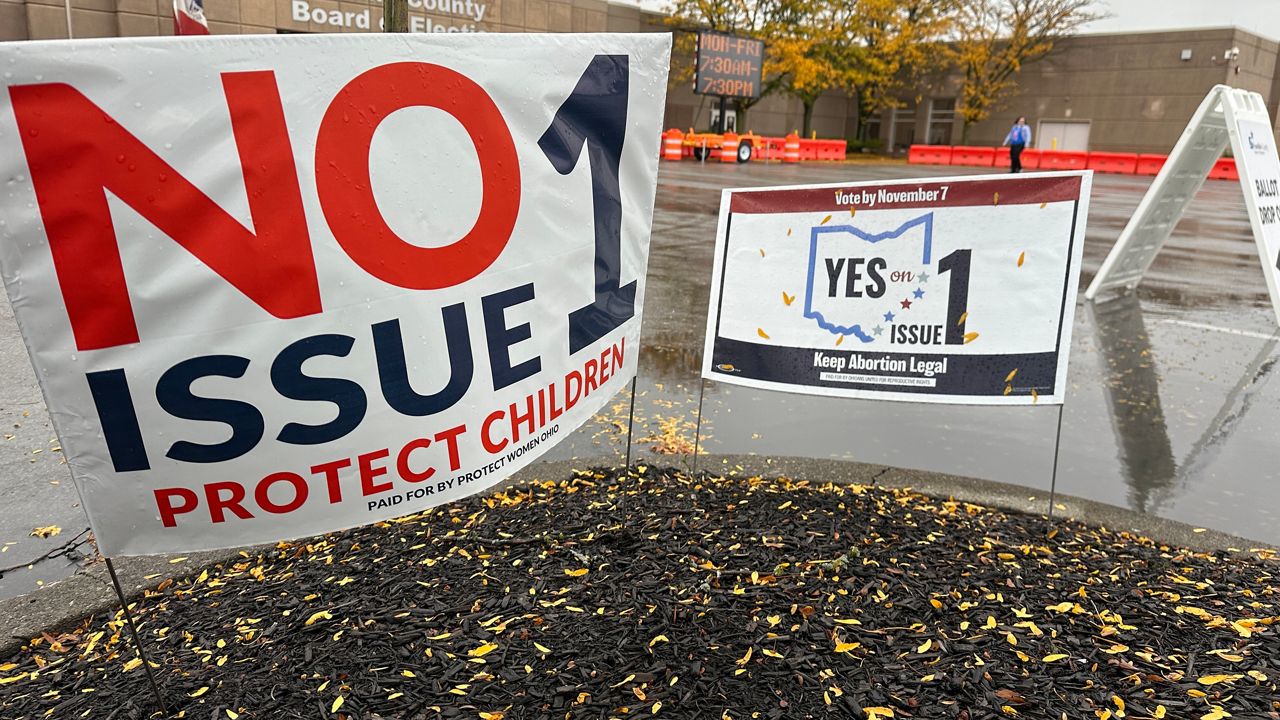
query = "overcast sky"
(620, 1, 1280, 43)
(1086, 0, 1279, 41)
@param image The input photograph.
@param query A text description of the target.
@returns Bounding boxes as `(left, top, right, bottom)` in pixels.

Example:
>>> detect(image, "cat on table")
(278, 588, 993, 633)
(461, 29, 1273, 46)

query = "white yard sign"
(0, 33, 671, 555)
(1088, 85, 1280, 325)
(703, 172, 1092, 405)
(1234, 115, 1280, 322)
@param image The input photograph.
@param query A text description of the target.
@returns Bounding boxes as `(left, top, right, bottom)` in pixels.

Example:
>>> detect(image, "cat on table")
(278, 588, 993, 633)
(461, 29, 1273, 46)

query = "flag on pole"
(172, 0, 210, 35)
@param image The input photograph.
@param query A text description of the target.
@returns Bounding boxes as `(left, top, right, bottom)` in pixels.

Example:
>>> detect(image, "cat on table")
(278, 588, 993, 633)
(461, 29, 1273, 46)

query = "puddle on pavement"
(550, 165, 1280, 546)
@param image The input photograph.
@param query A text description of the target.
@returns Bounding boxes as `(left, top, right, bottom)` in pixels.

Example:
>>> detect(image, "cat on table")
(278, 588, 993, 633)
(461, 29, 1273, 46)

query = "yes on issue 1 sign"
(703, 172, 1092, 405)
(0, 33, 671, 556)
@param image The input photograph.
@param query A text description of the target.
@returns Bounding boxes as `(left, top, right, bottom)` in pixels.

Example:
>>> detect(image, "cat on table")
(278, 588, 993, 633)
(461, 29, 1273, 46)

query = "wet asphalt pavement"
(1, 160, 1277, 599)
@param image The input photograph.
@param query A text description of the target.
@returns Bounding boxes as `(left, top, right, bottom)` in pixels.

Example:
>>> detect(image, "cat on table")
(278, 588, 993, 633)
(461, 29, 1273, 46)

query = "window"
(891, 105, 916, 152)
(927, 98, 956, 146)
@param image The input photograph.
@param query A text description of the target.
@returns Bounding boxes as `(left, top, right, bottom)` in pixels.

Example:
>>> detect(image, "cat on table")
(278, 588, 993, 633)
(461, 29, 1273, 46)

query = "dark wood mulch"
(1, 467, 1278, 720)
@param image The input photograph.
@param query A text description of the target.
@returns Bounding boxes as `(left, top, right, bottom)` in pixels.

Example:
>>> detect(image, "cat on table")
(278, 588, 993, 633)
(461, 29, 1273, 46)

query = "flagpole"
(63, 0, 73, 38)
(384, 0, 409, 32)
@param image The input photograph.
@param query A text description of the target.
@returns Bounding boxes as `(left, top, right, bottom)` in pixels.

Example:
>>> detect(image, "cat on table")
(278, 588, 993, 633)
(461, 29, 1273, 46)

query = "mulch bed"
(1, 467, 1278, 720)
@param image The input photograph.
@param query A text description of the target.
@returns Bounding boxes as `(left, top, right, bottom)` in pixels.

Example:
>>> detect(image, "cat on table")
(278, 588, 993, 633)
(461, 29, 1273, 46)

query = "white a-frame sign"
(1086, 85, 1280, 324)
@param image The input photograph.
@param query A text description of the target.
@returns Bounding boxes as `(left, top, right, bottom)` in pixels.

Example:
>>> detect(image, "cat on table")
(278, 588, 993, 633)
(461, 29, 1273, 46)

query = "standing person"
(1002, 117, 1032, 173)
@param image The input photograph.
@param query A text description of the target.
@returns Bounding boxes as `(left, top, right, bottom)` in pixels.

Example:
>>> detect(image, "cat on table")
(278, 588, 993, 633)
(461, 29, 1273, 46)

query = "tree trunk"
(802, 100, 814, 137)
(961, 121, 971, 144)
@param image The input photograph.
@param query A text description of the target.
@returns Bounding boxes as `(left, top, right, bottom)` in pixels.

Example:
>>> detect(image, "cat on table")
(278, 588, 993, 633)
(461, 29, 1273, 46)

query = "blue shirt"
(1004, 124, 1031, 145)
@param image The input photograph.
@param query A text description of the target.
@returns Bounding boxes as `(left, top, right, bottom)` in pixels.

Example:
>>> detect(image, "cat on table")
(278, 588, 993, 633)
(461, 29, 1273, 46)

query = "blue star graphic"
(913, 288, 925, 299)
(883, 311, 895, 323)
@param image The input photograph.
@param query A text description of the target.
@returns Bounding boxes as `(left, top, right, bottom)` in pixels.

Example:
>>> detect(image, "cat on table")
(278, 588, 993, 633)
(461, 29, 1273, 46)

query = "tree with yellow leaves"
(667, 0, 958, 138)
(844, 0, 958, 142)
(764, 0, 859, 136)
(954, 0, 1101, 142)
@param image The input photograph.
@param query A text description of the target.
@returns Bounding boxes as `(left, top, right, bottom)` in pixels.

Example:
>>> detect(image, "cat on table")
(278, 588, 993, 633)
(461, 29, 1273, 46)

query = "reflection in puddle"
(1174, 330, 1278, 490)
(1090, 293, 1279, 516)
(1089, 294, 1177, 513)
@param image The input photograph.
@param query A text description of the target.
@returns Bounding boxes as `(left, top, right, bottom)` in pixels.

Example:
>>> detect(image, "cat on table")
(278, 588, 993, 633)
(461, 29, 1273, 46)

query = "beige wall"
(913, 28, 1280, 154)
(3, 0, 614, 38)
(4, 3, 1279, 150)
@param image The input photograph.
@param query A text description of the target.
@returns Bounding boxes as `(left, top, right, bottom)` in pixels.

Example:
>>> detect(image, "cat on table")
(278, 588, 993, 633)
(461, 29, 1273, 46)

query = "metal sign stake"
(1046, 404, 1066, 527)
(623, 375, 638, 468)
(105, 557, 168, 716)
(691, 378, 707, 475)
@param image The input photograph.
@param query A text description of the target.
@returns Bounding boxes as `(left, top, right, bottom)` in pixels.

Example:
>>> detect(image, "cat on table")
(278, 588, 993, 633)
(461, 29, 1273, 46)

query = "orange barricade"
(784, 133, 801, 163)
(1038, 150, 1088, 170)
(950, 146, 996, 167)
(720, 133, 740, 163)
(814, 140, 846, 161)
(993, 147, 1041, 169)
(907, 145, 952, 165)
(798, 139, 820, 161)
(758, 136, 787, 161)
(1135, 154, 1166, 176)
(1208, 157, 1238, 181)
(661, 129, 683, 161)
(1086, 151, 1138, 174)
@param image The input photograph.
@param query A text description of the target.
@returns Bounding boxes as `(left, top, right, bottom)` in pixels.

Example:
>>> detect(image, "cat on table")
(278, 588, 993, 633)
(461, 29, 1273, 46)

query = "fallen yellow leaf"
(1197, 674, 1242, 686)
(757, 328, 770, 340)
(304, 611, 332, 626)
(1017, 251, 1025, 267)
(469, 643, 499, 657)
(564, 568, 588, 577)
(963, 332, 980, 344)
(331, 696, 345, 713)
(30, 525, 60, 539)
(1042, 654, 1067, 663)
(189, 687, 210, 698)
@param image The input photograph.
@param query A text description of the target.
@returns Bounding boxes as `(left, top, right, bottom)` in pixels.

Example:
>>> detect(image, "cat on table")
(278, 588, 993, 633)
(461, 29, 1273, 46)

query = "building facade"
(889, 27, 1280, 155)
(3, 1, 1279, 153)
